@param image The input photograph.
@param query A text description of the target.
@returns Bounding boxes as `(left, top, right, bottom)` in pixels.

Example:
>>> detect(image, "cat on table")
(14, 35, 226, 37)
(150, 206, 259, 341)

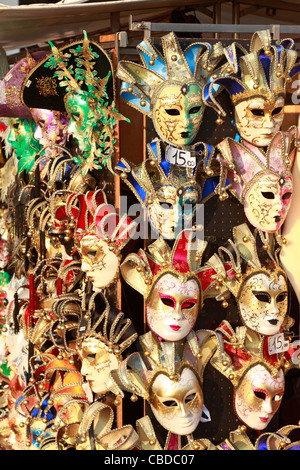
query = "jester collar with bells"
(217, 424, 300, 450)
(205, 222, 295, 339)
(216, 127, 297, 239)
(110, 334, 222, 451)
(115, 140, 205, 241)
(120, 228, 230, 364)
(209, 322, 300, 433)
(202, 29, 300, 147)
(117, 32, 225, 149)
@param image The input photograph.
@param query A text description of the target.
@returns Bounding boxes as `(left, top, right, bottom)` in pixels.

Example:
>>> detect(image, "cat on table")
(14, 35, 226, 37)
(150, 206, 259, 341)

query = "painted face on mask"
(152, 83, 203, 147)
(234, 96, 285, 148)
(237, 270, 288, 336)
(31, 108, 69, 148)
(7, 118, 40, 158)
(244, 173, 293, 232)
(149, 366, 203, 435)
(147, 185, 200, 240)
(80, 337, 118, 395)
(79, 235, 119, 291)
(64, 93, 100, 152)
(234, 364, 284, 430)
(146, 273, 201, 341)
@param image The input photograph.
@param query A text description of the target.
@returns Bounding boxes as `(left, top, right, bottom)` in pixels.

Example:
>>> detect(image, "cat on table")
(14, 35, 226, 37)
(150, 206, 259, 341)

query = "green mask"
(7, 118, 42, 173)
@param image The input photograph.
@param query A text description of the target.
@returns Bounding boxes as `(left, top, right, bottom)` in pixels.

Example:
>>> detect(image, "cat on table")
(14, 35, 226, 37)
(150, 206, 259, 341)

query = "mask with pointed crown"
(117, 32, 224, 147)
(55, 189, 137, 291)
(76, 291, 137, 398)
(216, 128, 297, 233)
(115, 139, 203, 240)
(210, 316, 299, 431)
(111, 327, 219, 439)
(203, 29, 300, 147)
(205, 223, 292, 337)
(121, 228, 231, 341)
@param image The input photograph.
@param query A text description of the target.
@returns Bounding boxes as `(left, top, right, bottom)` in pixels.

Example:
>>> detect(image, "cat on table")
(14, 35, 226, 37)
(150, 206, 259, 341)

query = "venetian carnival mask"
(149, 366, 203, 435)
(203, 29, 300, 146)
(217, 129, 296, 233)
(243, 172, 293, 233)
(22, 31, 125, 172)
(31, 108, 69, 148)
(117, 32, 224, 147)
(237, 270, 288, 336)
(152, 83, 204, 147)
(146, 273, 201, 341)
(7, 118, 40, 159)
(234, 96, 285, 148)
(79, 235, 120, 292)
(80, 337, 118, 395)
(234, 363, 285, 431)
(64, 93, 99, 152)
(147, 184, 200, 240)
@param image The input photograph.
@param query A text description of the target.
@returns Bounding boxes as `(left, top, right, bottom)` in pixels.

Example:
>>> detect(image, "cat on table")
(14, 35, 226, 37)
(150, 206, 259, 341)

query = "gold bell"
(130, 394, 138, 402)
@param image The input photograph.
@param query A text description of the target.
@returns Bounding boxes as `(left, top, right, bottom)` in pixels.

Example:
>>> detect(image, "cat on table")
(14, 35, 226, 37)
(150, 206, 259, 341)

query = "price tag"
(165, 146, 196, 168)
(268, 333, 290, 355)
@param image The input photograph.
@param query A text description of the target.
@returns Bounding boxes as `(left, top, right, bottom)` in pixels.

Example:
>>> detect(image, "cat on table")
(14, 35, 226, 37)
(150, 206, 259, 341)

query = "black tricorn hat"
(22, 33, 115, 113)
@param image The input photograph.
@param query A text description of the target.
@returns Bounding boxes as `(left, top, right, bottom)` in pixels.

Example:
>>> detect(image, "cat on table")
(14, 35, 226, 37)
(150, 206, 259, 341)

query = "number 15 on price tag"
(268, 333, 290, 355)
(165, 146, 196, 168)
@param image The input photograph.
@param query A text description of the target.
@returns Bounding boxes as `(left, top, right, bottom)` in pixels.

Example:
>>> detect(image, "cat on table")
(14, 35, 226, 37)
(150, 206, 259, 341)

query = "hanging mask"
(237, 269, 288, 336)
(206, 223, 291, 336)
(57, 189, 136, 291)
(7, 118, 41, 163)
(120, 229, 221, 342)
(203, 29, 300, 147)
(31, 108, 69, 149)
(211, 319, 300, 432)
(117, 32, 224, 147)
(234, 95, 285, 148)
(77, 292, 137, 397)
(80, 337, 119, 395)
(22, 31, 127, 173)
(64, 93, 100, 153)
(233, 362, 285, 431)
(149, 365, 203, 435)
(217, 129, 296, 233)
(116, 140, 202, 240)
(146, 272, 201, 342)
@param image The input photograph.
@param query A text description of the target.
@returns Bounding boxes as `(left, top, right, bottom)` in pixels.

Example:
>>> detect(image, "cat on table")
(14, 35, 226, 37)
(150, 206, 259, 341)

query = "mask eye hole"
(165, 108, 180, 116)
(252, 291, 271, 303)
(272, 107, 283, 116)
(276, 291, 288, 302)
(160, 295, 175, 308)
(251, 109, 264, 117)
(38, 120, 46, 129)
(163, 399, 177, 407)
(282, 192, 292, 200)
(185, 392, 196, 403)
(261, 191, 275, 199)
(273, 394, 283, 402)
(189, 106, 201, 115)
(87, 353, 96, 363)
(87, 251, 97, 259)
(181, 299, 197, 309)
(159, 202, 174, 210)
(71, 113, 80, 122)
(254, 390, 267, 400)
